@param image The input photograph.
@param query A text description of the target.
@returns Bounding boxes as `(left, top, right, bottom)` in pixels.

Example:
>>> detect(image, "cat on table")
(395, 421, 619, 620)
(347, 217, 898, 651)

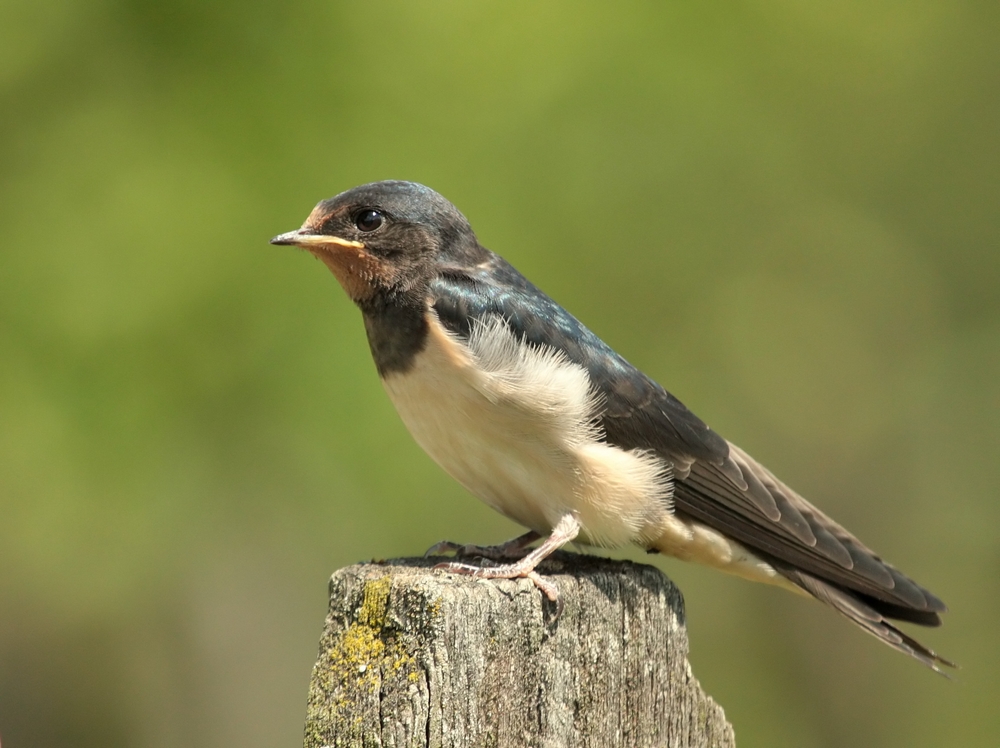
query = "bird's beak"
(271, 226, 380, 302)
(269, 229, 365, 250)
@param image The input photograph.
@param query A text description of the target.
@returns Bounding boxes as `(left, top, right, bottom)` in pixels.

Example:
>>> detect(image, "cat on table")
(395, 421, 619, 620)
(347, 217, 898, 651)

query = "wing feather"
(427, 253, 948, 640)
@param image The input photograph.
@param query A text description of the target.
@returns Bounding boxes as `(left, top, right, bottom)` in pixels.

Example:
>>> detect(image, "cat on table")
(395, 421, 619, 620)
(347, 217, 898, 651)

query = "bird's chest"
(377, 312, 669, 546)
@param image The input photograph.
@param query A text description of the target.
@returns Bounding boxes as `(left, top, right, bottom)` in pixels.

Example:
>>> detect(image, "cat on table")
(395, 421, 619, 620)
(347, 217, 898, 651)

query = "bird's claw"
(424, 533, 539, 561)
(428, 522, 575, 605)
(525, 571, 560, 602)
(424, 540, 465, 558)
(432, 560, 560, 602)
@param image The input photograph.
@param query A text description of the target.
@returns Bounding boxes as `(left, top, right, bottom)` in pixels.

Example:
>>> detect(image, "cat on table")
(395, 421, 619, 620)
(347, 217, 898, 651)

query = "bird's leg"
(424, 529, 541, 561)
(433, 515, 580, 601)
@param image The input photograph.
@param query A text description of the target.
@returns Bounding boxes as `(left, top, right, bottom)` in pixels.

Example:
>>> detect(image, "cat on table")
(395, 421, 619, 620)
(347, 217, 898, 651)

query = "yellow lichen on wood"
(324, 576, 401, 694)
(358, 575, 391, 628)
(304, 573, 425, 743)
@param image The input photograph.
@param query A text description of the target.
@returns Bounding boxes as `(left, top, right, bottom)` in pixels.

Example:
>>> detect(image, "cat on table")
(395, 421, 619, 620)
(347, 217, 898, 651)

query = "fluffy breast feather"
(380, 311, 673, 548)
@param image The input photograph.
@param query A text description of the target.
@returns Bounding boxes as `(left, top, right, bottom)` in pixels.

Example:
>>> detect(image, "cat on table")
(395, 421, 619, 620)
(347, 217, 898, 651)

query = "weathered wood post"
(303, 551, 735, 747)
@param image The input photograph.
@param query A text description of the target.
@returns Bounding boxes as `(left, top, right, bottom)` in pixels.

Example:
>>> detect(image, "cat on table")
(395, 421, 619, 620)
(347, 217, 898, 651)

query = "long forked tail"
(780, 568, 957, 675)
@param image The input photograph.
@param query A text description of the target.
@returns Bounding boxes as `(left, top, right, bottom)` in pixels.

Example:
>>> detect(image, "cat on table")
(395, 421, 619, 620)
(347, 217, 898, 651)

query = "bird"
(271, 180, 952, 672)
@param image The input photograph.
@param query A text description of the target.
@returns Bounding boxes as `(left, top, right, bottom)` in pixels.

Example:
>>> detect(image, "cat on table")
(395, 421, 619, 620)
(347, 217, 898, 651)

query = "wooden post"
(303, 551, 735, 747)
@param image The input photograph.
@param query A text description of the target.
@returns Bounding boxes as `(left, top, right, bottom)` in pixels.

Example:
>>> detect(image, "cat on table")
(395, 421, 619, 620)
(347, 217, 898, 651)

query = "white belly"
(380, 312, 672, 548)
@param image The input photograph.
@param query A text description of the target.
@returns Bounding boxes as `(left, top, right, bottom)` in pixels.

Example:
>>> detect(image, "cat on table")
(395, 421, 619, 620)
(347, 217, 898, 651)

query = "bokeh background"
(2, 1, 998, 746)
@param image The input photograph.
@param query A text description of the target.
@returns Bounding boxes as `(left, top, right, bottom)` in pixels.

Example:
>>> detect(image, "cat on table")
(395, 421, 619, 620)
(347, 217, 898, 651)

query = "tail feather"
(780, 568, 957, 675)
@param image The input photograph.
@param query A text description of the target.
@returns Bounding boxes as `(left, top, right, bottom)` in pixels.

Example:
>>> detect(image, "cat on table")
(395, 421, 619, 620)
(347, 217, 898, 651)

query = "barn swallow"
(272, 180, 952, 672)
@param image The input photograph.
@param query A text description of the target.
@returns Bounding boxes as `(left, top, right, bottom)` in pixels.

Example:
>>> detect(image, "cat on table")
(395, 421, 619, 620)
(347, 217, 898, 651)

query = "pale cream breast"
(381, 309, 803, 593)
(380, 311, 672, 548)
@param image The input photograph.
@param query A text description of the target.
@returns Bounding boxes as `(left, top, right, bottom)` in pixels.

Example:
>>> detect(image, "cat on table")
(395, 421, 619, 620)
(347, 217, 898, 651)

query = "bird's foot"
(424, 529, 541, 561)
(432, 515, 580, 604)
(433, 560, 560, 601)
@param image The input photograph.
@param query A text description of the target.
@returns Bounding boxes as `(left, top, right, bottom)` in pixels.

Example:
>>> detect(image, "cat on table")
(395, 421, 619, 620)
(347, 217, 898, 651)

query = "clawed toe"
(525, 571, 559, 602)
(423, 530, 543, 561)
(432, 560, 561, 603)
(425, 518, 577, 607)
(424, 540, 463, 557)
(432, 561, 485, 574)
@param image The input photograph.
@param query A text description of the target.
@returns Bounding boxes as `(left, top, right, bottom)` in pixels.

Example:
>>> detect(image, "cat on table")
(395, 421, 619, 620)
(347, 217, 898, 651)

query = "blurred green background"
(1, 1, 997, 745)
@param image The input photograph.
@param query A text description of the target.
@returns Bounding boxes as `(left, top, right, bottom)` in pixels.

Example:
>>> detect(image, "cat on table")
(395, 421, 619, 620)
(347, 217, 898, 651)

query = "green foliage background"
(1, 1, 997, 745)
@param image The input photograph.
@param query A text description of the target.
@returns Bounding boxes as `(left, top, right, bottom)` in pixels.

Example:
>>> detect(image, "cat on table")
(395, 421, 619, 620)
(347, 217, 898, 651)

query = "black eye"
(354, 209, 384, 232)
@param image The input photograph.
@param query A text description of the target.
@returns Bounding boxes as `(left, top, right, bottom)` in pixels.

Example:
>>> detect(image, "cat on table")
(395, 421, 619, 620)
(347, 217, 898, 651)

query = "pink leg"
(424, 529, 541, 561)
(433, 515, 580, 601)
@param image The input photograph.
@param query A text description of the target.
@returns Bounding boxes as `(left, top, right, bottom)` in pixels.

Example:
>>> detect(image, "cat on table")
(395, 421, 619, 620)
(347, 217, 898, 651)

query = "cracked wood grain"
(304, 551, 735, 748)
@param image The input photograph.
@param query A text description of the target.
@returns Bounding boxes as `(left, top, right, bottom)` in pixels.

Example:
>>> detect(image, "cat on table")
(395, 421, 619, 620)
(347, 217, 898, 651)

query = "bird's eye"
(354, 209, 384, 232)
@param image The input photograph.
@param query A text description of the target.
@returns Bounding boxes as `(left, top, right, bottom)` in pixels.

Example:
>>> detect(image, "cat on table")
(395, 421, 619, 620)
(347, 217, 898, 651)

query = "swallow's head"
(271, 181, 479, 305)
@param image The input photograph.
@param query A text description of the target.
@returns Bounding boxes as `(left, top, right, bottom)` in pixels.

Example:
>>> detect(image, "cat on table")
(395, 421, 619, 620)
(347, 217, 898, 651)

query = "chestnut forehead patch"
(303, 203, 348, 232)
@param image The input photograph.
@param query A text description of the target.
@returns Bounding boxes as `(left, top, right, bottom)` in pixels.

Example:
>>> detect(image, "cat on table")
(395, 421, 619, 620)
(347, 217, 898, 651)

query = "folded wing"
(430, 252, 951, 671)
